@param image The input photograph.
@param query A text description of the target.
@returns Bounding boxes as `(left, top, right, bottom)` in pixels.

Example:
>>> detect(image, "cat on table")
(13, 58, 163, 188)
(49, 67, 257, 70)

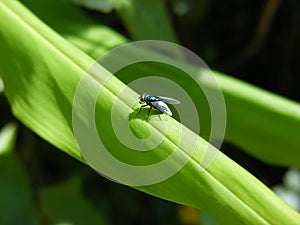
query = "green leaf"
(72, 0, 129, 13)
(0, 122, 17, 154)
(0, 78, 3, 93)
(216, 73, 300, 167)
(118, 0, 178, 41)
(0, 0, 87, 161)
(22, 0, 127, 59)
(0, 1, 299, 225)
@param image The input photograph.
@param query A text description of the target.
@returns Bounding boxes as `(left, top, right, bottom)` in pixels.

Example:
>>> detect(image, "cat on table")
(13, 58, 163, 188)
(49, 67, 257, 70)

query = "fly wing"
(151, 101, 173, 116)
(157, 96, 180, 104)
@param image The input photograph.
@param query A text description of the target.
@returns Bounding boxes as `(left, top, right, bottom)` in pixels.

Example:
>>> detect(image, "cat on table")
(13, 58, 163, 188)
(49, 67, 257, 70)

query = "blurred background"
(1, 0, 299, 224)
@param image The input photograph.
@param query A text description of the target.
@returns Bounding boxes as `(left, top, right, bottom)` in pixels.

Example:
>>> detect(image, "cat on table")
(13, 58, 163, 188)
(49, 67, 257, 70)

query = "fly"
(137, 93, 180, 120)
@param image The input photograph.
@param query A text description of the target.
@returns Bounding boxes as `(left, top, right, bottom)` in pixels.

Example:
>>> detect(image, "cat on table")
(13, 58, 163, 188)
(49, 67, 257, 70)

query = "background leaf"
(22, 0, 127, 59)
(40, 176, 108, 225)
(0, 124, 38, 225)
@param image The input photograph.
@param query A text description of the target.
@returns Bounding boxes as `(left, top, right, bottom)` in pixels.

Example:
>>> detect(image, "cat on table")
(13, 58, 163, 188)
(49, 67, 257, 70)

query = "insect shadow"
(131, 107, 163, 121)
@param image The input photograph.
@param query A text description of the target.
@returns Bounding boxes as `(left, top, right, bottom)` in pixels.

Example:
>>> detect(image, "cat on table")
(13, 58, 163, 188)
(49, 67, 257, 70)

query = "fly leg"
(158, 114, 162, 120)
(146, 106, 153, 121)
(137, 104, 148, 116)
